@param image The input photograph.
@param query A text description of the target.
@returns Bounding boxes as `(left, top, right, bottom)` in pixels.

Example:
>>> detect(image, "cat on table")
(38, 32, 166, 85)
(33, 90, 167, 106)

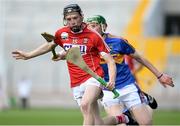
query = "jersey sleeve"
(54, 30, 63, 47)
(119, 39, 135, 54)
(94, 34, 110, 53)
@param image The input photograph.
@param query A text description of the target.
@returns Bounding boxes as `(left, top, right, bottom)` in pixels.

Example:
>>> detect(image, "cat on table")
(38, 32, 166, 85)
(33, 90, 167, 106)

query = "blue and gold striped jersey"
(101, 33, 136, 89)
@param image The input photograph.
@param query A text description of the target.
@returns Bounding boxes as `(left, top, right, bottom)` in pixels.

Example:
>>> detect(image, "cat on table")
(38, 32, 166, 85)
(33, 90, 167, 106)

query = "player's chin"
(71, 26, 81, 32)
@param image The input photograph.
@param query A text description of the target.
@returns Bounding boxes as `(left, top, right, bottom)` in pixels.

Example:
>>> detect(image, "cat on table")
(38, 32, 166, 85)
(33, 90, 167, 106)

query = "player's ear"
(101, 24, 107, 32)
(81, 13, 84, 22)
(63, 19, 67, 26)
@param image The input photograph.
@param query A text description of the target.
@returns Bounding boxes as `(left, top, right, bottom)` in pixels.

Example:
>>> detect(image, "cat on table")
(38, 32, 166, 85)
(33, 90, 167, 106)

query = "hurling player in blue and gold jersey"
(87, 15, 174, 125)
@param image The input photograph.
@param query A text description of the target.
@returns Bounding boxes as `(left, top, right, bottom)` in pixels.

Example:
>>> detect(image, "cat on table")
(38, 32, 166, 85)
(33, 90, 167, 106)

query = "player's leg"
(80, 85, 101, 125)
(92, 98, 130, 125)
(72, 77, 106, 125)
(91, 100, 104, 125)
(105, 104, 124, 116)
(103, 111, 134, 125)
(81, 78, 130, 125)
(101, 90, 125, 125)
(101, 90, 138, 125)
(80, 78, 103, 125)
(103, 105, 126, 126)
(135, 83, 158, 109)
(124, 90, 153, 125)
(130, 104, 152, 125)
(142, 91, 158, 109)
(101, 90, 124, 116)
(123, 110, 139, 125)
(101, 90, 139, 125)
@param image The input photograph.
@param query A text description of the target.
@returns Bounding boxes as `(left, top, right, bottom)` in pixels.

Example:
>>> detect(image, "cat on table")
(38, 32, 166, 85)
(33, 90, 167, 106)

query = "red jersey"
(54, 23, 110, 88)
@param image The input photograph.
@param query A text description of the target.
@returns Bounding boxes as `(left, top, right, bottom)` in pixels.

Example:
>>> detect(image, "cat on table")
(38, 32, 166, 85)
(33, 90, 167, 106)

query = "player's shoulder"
(86, 27, 103, 39)
(107, 33, 135, 51)
(108, 33, 129, 43)
(55, 26, 69, 34)
(86, 26, 98, 35)
(55, 26, 71, 39)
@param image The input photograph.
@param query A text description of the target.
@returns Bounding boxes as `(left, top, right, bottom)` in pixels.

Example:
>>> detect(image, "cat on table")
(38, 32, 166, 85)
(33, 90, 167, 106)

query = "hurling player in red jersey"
(12, 4, 135, 125)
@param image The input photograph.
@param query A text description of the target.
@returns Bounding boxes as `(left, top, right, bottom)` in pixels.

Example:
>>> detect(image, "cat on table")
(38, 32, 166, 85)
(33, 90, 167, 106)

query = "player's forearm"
(135, 56, 162, 78)
(107, 60, 116, 82)
(104, 54, 116, 82)
(28, 43, 55, 59)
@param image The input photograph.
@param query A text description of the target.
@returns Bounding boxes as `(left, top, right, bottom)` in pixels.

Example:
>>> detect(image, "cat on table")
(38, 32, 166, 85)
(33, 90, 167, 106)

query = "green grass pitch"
(0, 108, 180, 125)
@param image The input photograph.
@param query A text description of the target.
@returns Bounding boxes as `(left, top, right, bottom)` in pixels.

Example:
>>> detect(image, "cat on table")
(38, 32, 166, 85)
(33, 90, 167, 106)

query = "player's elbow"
(106, 56, 116, 70)
(104, 54, 115, 64)
(109, 57, 116, 66)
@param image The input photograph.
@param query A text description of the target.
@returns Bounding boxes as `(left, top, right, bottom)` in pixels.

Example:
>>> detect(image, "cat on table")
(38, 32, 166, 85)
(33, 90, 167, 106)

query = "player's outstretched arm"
(12, 42, 57, 60)
(130, 51, 174, 88)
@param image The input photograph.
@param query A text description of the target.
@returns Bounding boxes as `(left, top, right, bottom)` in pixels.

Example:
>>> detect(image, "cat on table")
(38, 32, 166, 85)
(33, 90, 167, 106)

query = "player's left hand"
(158, 73, 174, 87)
(12, 50, 30, 60)
(106, 81, 115, 91)
(51, 51, 67, 61)
(51, 54, 66, 61)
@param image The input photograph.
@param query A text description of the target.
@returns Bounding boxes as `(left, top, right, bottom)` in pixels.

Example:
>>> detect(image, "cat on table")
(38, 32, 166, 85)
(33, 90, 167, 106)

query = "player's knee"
(80, 101, 91, 114)
(138, 118, 152, 125)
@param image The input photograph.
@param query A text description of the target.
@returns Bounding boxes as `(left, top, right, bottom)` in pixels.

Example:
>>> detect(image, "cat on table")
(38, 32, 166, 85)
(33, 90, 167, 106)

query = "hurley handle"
(51, 47, 58, 59)
(97, 77, 120, 99)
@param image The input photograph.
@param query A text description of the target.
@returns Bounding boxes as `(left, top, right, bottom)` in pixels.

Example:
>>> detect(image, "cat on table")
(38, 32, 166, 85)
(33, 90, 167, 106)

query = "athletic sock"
(116, 114, 129, 124)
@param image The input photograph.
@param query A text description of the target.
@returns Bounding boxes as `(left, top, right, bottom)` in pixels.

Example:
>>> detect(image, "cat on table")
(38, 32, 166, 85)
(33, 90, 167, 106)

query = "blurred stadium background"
(0, 0, 180, 125)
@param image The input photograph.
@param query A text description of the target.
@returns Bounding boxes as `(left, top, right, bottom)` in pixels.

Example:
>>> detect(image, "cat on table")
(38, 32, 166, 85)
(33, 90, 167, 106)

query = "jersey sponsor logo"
(63, 44, 87, 55)
(100, 53, 124, 64)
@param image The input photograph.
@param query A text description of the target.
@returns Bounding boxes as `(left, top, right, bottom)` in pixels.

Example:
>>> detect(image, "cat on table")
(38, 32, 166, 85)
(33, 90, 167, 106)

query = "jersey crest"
(61, 32, 68, 39)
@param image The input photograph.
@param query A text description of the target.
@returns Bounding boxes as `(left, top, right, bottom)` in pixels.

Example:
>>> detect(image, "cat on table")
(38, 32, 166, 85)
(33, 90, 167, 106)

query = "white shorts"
(72, 77, 102, 106)
(101, 83, 145, 110)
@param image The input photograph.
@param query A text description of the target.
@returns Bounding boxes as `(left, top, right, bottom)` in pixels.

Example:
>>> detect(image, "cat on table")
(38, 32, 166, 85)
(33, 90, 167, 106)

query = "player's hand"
(12, 50, 30, 60)
(51, 53, 66, 61)
(158, 73, 174, 87)
(52, 50, 67, 61)
(52, 54, 62, 61)
(106, 81, 115, 91)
